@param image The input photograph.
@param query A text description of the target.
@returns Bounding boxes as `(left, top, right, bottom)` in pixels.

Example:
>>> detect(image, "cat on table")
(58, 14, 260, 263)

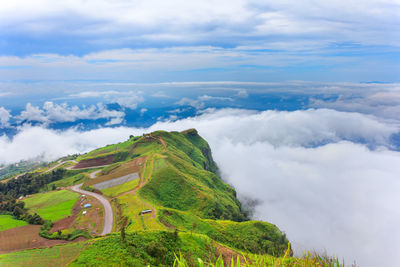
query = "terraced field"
(85, 157, 144, 187)
(0, 215, 28, 232)
(101, 178, 140, 197)
(23, 190, 80, 221)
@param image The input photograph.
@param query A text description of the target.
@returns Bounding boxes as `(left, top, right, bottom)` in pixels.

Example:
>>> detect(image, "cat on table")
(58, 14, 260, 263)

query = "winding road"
(70, 169, 113, 236)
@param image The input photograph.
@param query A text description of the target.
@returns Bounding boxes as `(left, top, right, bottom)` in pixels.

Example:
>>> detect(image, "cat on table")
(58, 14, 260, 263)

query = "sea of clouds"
(1, 108, 399, 267)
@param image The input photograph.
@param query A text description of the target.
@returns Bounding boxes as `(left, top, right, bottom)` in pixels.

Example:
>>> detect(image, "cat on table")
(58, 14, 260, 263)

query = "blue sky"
(0, 0, 399, 84)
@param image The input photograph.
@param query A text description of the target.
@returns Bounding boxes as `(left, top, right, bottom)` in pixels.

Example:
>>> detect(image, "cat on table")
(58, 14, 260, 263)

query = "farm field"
(85, 157, 145, 187)
(47, 173, 88, 188)
(0, 215, 28, 232)
(23, 190, 80, 221)
(0, 242, 87, 266)
(0, 225, 69, 253)
(101, 178, 140, 197)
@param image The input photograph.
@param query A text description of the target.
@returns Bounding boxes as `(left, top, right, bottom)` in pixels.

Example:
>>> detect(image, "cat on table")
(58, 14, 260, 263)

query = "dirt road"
(70, 183, 113, 236)
(89, 170, 101, 178)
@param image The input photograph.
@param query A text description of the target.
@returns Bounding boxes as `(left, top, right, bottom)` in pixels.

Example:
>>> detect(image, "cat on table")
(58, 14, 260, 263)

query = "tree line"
(0, 168, 66, 202)
(0, 199, 44, 224)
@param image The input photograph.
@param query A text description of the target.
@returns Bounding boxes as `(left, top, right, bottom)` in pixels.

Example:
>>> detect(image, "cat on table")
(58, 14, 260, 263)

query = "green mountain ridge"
(3, 129, 339, 266)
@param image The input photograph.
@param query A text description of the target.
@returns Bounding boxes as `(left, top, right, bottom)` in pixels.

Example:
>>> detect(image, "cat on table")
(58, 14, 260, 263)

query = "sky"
(0, 0, 399, 83)
(1, 1, 400, 266)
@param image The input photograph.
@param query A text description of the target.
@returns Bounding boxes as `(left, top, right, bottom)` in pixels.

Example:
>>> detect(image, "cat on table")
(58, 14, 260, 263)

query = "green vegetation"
(0, 242, 87, 266)
(173, 248, 345, 267)
(139, 131, 246, 221)
(0, 199, 44, 225)
(71, 231, 217, 266)
(39, 220, 91, 240)
(159, 208, 288, 256)
(0, 160, 46, 182)
(23, 190, 79, 221)
(0, 168, 66, 201)
(46, 172, 88, 189)
(101, 177, 140, 197)
(0, 214, 28, 231)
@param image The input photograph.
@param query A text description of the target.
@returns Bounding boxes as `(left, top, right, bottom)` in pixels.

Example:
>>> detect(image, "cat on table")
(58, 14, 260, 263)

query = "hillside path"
(118, 155, 157, 219)
(65, 163, 111, 171)
(89, 170, 101, 179)
(44, 160, 76, 173)
(70, 172, 113, 236)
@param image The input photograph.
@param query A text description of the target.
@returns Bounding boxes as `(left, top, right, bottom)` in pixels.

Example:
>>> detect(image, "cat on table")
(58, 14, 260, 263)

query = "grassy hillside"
(138, 130, 246, 221)
(72, 129, 290, 259)
(158, 208, 288, 256)
(71, 231, 218, 266)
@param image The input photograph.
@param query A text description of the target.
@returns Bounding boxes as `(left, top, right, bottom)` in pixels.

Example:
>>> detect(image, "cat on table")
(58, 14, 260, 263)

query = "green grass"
(0, 214, 28, 231)
(71, 231, 217, 267)
(117, 193, 165, 231)
(101, 178, 140, 197)
(0, 242, 87, 267)
(47, 173, 88, 188)
(158, 208, 289, 256)
(139, 150, 245, 221)
(23, 190, 80, 221)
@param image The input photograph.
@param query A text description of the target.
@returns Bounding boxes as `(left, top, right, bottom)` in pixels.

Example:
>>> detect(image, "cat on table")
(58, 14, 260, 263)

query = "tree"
(13, 206, 24, 218)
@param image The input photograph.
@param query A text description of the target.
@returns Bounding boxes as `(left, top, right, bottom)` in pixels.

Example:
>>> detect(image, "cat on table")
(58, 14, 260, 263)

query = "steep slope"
(138, 130, 245, 221)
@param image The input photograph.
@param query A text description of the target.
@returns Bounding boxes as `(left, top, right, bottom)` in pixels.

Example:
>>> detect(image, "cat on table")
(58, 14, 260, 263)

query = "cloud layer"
(0, 108, 399, 266)
(1, 0, 399, 48)
(15, 101, 125, 126)
(1, 1, 399, 82)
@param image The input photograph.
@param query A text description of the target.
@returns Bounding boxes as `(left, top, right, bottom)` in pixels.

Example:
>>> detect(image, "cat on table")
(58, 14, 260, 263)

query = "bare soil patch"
(0, 225, 69, 253)
(74, 155, 114, 169)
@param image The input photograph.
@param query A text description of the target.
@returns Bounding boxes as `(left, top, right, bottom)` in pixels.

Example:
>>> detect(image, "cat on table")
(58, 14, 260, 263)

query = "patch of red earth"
(0, 225, 82, 253)
(73, 155, 114, 169)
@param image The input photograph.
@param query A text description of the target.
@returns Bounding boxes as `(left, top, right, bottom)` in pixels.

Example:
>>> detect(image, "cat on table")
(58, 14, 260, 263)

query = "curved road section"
(70, 183, 113, 236)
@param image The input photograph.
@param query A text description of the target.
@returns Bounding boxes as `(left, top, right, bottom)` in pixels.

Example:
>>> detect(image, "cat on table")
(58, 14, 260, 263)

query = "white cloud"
(0, 0, 398, 47)
(198, 95, 233, 102)
(69, 90, 144, 109)
(17, 101, 125, 125)
(176, 94, 235, 110)
(176, 97, 205, 109)
(309, 85, 400, 120)
(0, 107, 11, 127)
(0, 108, 399, 267)
(140, 108, 148, 115)
(69, 90, 122, 98)
(235, 88, 248, 98)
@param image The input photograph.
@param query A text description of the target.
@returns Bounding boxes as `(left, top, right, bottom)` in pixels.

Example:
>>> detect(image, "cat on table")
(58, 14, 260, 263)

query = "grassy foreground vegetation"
(71, 231, 218, 266)
(0, 242, 87, 266)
